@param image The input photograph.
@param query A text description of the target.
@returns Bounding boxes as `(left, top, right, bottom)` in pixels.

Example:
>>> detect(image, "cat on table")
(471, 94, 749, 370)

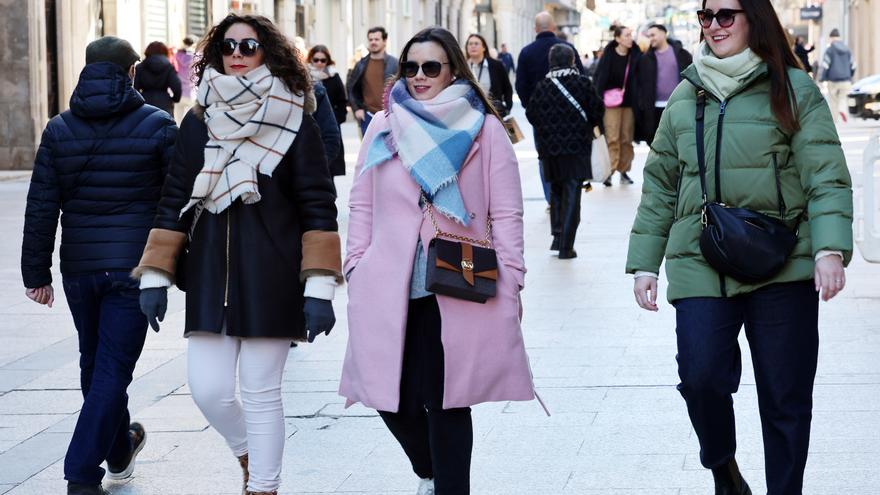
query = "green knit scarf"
(693, 41, 763, 100)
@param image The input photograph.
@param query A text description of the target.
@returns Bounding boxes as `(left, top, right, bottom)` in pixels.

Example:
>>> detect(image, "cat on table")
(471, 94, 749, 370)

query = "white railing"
(854, 133, 880, 263)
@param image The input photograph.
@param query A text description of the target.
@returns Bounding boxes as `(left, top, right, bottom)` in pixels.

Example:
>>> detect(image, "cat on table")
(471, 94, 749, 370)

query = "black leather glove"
(139, 287, 168, 332)
(303, 297, 335, 343)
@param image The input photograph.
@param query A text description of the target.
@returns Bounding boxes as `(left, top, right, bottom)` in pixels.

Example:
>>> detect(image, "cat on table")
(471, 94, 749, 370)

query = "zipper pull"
(719, 100, 728, 115)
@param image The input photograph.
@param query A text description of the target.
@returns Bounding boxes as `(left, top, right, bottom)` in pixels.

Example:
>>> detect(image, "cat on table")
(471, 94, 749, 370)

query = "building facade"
(5, 0, 598, 169)
(848, 0, 880, 81)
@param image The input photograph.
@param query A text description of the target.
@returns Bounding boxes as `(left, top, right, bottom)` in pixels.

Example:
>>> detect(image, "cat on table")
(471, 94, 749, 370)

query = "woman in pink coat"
(339, 27, 538, 494)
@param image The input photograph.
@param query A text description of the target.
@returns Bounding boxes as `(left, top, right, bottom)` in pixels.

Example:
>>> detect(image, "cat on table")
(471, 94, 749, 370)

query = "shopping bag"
(502, 115, 524, 144)
(591, 134, 612, 181)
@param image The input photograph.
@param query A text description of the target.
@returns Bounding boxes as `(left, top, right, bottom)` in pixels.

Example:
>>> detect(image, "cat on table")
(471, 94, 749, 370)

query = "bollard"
(854, 132, 880, 263)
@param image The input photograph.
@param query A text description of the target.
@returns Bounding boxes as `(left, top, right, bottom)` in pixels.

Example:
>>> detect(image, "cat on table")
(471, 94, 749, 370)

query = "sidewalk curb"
(0, 172, 32, 183)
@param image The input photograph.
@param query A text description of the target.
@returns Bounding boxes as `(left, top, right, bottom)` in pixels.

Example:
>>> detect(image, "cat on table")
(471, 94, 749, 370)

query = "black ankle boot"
(712, 459, 752, 495)
(67, 482, 108, 495)
(557, 249, 577, 259)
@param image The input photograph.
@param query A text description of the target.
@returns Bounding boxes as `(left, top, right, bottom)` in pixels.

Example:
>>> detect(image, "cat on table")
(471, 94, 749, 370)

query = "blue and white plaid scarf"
(362, 79, 485, 225)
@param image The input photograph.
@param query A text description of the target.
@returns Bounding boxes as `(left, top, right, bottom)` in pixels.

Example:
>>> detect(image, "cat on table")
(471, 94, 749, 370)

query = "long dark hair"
(393, 27, 501, 121)
(465, 33, 491, 61)
(701, 0, 801, 131)
(193, 14, 310, 95)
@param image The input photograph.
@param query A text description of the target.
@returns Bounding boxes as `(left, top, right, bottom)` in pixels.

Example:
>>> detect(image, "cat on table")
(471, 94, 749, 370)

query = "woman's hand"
(814, 255, 846, 301)
(633, 276, 659, 312)
(25, 285, 54, 308)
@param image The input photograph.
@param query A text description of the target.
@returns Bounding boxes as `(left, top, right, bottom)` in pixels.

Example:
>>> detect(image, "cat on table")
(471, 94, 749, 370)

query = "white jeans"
(187, 333, 290, 492)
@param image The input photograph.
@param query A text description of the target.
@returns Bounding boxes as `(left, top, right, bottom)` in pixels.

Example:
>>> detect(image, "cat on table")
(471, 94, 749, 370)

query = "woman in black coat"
(465, 33, 514, 116)
(134, 14, 341, 495)
(134, 41, 182, 115)
(527, 43, 604, 259)
(308, 44, 348, 176)
(593, 25, 641, 186)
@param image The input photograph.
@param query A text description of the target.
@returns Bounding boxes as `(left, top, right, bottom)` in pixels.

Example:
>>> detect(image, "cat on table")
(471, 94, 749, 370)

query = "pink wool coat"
(339, 111, 538, 412)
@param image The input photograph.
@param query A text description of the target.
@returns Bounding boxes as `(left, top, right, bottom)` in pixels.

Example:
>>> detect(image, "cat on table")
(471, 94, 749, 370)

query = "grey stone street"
(1, 104, 879, 494)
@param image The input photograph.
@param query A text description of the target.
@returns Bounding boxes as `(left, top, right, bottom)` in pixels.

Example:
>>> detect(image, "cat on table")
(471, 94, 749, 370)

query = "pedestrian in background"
(627, 0, 852, 493)
(516, 11, 585, 209)
(594, 25, 641, 186)
(820, 28, 856, 123)
(465, 33, 513, 116)
(21, 36, 177, 495)
(174, 36, 197, 121)
(586, 49, 602, 81)
(134, 41, 182, 116)
(308, 45, 348, 177)
(636, 24, 692, 144)
(134, 14, 341, 495)
(499, 42, 515, 75)
(341, 26, 538, 495)
(527, 43, 603, 259)
(348, 26, 398, 136)
(793, 35, 813, 74)
(289, 38, 342, 170)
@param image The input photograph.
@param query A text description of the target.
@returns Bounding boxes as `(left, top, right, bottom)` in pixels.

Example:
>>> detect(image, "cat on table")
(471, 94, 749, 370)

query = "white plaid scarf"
(182, 65, 304, 216)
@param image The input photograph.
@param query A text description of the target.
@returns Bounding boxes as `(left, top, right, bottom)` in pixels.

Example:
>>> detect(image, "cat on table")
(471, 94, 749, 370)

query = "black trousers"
(644, 106, 667, 144)
(549, 179, 583, 251)
(673, 281, 819, 495)
(378, 296, 473, 494)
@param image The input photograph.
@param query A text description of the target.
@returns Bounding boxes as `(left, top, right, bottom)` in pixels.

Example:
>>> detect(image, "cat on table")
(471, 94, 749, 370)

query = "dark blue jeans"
(674, 281, 819, 495)
(532, 128, 551, 202)
(359, 111, 374, 137)
(62, 271, 148, 484)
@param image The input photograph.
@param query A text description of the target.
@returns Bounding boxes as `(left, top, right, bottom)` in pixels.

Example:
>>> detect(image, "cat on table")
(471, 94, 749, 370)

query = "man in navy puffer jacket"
(20, 36, 176, 495)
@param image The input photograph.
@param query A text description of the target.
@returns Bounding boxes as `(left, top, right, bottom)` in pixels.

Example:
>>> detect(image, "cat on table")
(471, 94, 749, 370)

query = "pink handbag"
(603, 59, 630, 108)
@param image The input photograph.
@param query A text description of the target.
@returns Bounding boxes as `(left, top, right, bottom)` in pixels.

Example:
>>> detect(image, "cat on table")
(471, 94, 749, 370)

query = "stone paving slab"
(0, 110, 878, 494)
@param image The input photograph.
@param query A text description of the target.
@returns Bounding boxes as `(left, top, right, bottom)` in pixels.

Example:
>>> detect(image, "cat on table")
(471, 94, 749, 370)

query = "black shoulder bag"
(422, 193, 498, 304)
(694, 90, 798, 284)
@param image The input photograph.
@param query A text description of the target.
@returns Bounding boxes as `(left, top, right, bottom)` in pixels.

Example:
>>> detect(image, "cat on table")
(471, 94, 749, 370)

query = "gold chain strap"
(421, 192, 492, 248)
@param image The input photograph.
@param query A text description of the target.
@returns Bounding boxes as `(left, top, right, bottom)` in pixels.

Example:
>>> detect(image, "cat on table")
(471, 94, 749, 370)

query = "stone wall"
(0, 0, 38, 170)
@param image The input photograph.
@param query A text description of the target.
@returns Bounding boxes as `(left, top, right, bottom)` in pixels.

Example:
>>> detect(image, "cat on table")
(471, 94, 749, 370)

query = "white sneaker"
(416, 477, 435, 495)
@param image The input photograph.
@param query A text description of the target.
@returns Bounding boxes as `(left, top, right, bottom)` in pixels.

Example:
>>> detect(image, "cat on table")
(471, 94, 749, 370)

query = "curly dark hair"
(193, 14, 310, 95)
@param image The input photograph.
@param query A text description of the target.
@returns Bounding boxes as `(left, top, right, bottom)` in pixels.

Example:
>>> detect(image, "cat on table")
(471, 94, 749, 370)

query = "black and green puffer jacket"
(626, 64, 853, 301)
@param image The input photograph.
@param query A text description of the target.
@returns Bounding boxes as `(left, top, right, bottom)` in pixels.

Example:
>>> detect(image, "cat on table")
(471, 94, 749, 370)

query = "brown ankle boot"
(237, 453, 249, 495)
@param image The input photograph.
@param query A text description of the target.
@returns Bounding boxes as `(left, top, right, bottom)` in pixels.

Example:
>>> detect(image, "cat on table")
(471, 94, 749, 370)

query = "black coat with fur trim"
(154, 107, 337, 340)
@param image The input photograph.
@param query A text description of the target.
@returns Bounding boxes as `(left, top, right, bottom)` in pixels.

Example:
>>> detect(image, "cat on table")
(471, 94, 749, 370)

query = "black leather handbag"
(694, 90, 798, 284)
(422, 194, 498, 303)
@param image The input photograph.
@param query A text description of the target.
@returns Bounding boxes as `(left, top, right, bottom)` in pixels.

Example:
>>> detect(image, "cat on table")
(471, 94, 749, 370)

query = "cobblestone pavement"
(1, 104, 878, 494)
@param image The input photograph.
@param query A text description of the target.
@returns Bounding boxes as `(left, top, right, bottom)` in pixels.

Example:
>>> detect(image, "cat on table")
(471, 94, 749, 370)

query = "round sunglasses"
(311, 56, 328, 64)
(401, 60, 449, 78)
(218, 38, 262, 57)
(696, 8, 745, 29)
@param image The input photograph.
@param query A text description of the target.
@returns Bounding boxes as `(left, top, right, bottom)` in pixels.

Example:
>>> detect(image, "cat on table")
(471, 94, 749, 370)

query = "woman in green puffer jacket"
(625, 0, 853, 494)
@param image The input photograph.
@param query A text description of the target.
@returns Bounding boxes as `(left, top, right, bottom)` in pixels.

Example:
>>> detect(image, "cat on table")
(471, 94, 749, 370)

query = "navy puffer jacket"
(21, 62, 177, 288)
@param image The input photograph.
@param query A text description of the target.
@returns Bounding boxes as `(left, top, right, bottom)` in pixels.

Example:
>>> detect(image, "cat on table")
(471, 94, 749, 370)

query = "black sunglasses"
(696, 8, 745, 29)
(401, 60, 449, 78)
(311, 56, 328, 63)
(218, 38, 262, 57)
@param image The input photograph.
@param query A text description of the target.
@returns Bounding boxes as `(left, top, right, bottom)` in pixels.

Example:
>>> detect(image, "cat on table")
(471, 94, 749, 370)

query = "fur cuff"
(304, 90, 317, 115)
(301, 230, 342, 282)
(132, 228, 187, 281)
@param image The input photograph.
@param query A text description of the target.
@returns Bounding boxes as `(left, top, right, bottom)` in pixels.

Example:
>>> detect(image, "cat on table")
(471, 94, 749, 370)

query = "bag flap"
(431, 238, 497, 274)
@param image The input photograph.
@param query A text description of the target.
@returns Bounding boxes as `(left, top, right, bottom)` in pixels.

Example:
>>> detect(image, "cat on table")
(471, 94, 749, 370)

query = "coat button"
(469, 212, 476, 219)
